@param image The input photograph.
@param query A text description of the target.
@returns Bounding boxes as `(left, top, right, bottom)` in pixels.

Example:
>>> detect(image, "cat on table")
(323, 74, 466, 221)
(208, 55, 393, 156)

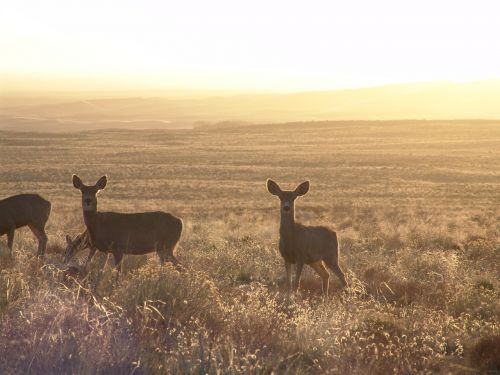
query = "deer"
(0, 194, 51, 257)
(266, 179, 347, 297)
(71, 175, 183, 281)
(63, 230, 93, 265)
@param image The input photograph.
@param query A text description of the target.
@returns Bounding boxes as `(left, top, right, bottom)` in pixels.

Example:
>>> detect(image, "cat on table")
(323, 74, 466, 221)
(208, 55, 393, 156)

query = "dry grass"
(0, 120, 499, 374)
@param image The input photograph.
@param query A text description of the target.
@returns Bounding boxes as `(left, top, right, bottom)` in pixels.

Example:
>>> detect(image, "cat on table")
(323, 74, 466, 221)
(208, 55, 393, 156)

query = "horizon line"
(3, 77, 500, 98)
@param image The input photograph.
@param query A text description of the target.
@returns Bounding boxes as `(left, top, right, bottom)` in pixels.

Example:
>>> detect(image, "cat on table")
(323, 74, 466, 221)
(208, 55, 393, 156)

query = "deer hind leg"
(34, 218, 48, 256)
(28, 224, 48, 257)
(157, 242, 176, 267)
(309, 261, 330, 297)
(167, 253, 182, 272)
(324, 258, 347, 288)
(169, 254, 181, 268)
(112, 251, 124, 283)
(162, 242, 182, 271)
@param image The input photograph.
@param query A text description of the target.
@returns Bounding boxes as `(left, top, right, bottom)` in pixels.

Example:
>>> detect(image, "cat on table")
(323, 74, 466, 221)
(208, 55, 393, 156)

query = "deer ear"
(72, 175, 83, 189)
(294, 181, 310, 196)
(66, 235, 72, 244)
(95, 175, 107, 190)
(267, 179, 282, 196)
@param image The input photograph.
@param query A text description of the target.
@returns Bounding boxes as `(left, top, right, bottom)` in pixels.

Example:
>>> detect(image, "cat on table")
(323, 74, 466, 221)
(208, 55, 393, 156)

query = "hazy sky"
(1, 0, 500, 92)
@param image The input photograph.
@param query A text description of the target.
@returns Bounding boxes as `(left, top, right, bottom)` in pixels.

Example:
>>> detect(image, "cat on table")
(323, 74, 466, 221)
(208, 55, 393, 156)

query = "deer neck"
(279, 210, 296, 240)
(82, 210, 98, 237)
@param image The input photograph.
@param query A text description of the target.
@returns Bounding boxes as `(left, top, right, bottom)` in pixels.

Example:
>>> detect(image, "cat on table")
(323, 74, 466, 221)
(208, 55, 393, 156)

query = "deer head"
(267, 179, 309, 217)
(63, 232, 90, 264)
(72, 175, 107, 212)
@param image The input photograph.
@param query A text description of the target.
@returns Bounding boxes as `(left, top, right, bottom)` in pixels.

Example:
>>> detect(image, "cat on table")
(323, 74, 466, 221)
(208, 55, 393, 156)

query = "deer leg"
(158, 252, 165, 266)
(28, 224, 47, 257)
(112, 251, 124, 283)
(163, 242, 182, 271)
(293, 262, 304, 292)
(310, 261, 330, 297)
(284, 261, 292, 292)
(324, 259, 347, 288)
(158, 252, 182, 270)
(157, 242, 176, 268)
(169, 255, 182, 269)
(38, 231, 48, 257)
(6, 228, 15, 256)
(157, 242, 165, 266)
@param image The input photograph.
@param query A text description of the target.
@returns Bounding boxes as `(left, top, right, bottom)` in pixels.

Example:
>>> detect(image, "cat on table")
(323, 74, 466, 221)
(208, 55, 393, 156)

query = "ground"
(0, 120, 499, 374)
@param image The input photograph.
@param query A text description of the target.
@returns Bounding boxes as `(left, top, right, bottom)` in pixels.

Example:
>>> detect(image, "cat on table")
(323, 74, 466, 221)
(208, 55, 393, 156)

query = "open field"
(0, 120, 499, 374)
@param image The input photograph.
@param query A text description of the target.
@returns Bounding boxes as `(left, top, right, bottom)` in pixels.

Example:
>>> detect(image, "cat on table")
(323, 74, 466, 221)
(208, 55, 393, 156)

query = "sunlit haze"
(2, 0, 500, 93)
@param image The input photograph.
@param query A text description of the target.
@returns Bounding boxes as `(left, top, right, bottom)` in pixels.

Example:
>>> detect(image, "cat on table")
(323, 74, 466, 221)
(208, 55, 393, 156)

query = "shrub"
(468, 334, 500, 372)
(115, 263, 224, 331)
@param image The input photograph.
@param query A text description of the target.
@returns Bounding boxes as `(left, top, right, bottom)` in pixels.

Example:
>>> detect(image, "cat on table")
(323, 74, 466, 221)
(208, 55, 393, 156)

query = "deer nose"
(84, 198, 92, 206)
(283, 204, 291, 212)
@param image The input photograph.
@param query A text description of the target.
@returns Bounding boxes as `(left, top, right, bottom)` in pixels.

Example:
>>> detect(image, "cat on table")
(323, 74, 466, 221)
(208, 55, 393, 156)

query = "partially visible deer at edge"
(71, 175, 183, 280)
(267, 179, 347, 297)
(0, 194, 51, 257)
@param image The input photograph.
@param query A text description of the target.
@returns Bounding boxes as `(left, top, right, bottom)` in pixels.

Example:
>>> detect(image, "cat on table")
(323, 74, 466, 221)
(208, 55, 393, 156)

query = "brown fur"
(0, 194, 51, 257)
(72, 175, 183, 278)
(64, 230, 93, 264)
(267, 179, 347, 297)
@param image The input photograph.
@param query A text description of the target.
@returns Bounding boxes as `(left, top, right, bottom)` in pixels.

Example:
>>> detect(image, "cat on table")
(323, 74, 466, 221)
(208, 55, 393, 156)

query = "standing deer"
(0, 194, 51, 257)
(71, 175, 183, 280)
(267, 179, 347, 297)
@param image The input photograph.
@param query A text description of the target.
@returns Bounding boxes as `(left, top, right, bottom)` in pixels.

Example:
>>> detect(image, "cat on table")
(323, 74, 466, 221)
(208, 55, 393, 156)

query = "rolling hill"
(1, 80, 500, 131)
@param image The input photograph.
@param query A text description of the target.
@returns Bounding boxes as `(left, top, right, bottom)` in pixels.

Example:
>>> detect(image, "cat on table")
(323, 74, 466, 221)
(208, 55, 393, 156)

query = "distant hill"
(1, 80, 500, 131)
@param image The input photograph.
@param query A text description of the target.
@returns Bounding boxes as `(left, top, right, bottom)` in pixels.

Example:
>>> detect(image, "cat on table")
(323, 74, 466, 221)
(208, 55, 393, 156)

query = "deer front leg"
(293, 262, 304, 292)
(285, 261, 292, 292)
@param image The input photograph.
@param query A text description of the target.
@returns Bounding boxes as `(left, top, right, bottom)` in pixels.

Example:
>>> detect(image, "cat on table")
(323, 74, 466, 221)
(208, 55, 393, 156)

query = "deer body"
(267, 179, 347, 297)
(71, 175, 183, 276)
(83, 210, 183, 257)
(0, 194, 51, 256)
(279, 221, 338, 265)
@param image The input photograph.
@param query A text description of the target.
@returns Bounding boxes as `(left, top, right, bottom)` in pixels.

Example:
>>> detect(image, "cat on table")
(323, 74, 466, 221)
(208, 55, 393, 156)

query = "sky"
(1, 0, 500, 92)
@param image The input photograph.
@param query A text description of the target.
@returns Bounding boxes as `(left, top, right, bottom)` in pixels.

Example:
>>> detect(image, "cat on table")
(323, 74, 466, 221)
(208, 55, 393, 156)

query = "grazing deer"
(267, 179, 347, 297)
(0, 194, 51, 257)
(71, 175, 183, 280)
(64, 230, 94, 265)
